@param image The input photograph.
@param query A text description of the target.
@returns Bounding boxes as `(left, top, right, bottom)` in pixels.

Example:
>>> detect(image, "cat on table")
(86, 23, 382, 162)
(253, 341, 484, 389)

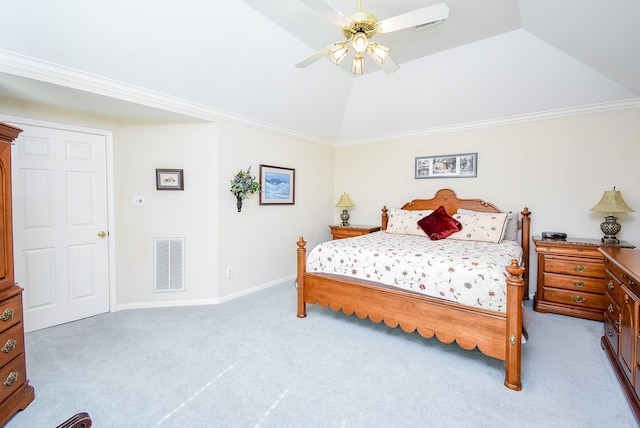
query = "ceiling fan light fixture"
(351, 32, 369, 53)
(351, 53, 365, 75)
(368, 43, 391, 64)
(328, 42, 349, 65)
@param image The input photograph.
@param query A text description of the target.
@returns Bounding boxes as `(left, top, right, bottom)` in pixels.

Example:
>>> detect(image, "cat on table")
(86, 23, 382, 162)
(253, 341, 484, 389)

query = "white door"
(11, 123, 111, 332)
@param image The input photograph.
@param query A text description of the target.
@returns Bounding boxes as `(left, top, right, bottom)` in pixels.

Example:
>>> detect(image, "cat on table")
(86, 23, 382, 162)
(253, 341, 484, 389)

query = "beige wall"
(114, 120, 219, 307)
(335, 107, 640, 295)
(3, 98, 638, 305)
(1, 98, 334, 310)
(216, 121, 334, 299)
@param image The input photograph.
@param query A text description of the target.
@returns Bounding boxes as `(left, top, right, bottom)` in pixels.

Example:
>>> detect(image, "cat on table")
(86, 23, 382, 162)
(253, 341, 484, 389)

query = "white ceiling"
(0, 0, 638, 144)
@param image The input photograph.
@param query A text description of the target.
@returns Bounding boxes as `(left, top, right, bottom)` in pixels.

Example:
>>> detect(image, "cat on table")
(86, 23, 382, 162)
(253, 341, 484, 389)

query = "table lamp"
(590, 187, 634, 244)
(335, 193, 355, 226)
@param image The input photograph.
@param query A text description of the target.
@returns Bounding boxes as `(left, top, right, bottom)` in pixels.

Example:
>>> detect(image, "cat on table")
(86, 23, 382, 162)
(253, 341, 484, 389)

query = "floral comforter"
(306, 231, 523, 313)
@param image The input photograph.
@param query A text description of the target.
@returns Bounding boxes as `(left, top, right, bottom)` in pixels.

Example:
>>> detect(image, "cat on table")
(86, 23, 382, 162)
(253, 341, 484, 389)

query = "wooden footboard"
(296, 238, 525, 390)
(296, 191, 529, 390)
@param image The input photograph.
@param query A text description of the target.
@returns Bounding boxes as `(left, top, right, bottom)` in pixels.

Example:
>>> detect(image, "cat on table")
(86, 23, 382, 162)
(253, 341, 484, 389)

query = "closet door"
(12, 123, 110, 331)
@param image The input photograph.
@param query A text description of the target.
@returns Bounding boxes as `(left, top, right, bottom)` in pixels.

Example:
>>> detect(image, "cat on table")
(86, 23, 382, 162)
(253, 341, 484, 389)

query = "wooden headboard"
(382, 188, 502, 230)
(402, 188, 500, 214)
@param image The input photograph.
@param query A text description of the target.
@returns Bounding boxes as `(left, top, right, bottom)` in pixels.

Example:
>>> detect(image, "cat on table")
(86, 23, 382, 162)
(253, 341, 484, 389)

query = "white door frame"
(0, 114, 117, 313)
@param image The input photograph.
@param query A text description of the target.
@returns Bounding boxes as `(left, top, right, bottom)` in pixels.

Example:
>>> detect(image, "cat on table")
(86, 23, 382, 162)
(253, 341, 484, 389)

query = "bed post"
(296, 237, 307, 318)
(504, 259, 525, 391)
(520, 207, 531, 299)
(381, 206, 389, 230)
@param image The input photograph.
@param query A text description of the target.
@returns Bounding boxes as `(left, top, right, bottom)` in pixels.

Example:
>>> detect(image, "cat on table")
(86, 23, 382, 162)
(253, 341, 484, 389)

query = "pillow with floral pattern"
(386, 207, 433, 236)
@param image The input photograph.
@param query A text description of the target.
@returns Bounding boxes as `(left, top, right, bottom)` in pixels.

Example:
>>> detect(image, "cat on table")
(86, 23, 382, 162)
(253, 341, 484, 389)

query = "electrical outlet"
(226, 267, 233, 278)
(133, 195, 145, 206)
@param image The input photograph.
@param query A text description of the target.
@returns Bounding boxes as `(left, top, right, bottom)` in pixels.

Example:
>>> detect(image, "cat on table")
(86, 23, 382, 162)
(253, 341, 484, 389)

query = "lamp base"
(600, 215, 621, 245)
(340, 209, 350, 227)
(601, 236, 620, 245)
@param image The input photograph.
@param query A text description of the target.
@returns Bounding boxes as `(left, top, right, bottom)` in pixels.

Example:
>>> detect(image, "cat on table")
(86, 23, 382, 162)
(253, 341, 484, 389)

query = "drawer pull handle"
(573, 296, 586, 304)
(621, 273, 628, 279)
(608, 304, 614, 314)
(1, 339, 16, 353)
(608, 328, 614, 338)
(608, 280, 614, 290)
(574, 266, 588, 273)
(616, 320, 621, 332)
(0, 308, 15, 322)
(573, 280, 585, 288)
(3, 371, 18, 387)
(630, 280, 636, 287)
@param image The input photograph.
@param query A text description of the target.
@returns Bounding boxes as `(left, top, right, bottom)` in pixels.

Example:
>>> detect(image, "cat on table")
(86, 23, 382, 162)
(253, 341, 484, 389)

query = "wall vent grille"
(153, 237, 185, 292)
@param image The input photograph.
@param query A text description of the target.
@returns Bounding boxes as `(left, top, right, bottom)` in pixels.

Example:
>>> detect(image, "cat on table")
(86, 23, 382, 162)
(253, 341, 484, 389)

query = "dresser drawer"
(542, 288, 607, 310)
(0, 324, 24, 369)
(333, 230, 363, 239)
(605, 294, 619, 320)
(536, 245, 603, 259)
(604, 312, 619, 353)
(542, 272, 605, 294)
(605, 273, 620, 303)
(605, 259, 639, 289)
(543, 256, 605, 278)
(0, 295, 23, 334)
(0, 355, 26, 404)
(329, 225, 381, 240)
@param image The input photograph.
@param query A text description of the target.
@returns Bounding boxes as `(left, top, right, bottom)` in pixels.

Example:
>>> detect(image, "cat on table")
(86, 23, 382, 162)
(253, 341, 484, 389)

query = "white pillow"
(386, 207, 433, 236)
(448, 211, 508, 243)
(457, 209, 518, 242)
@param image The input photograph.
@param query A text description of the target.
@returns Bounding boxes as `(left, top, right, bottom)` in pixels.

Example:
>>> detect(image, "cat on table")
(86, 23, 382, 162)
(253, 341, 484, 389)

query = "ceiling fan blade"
(295, 44, 335, 68)
(377, 3, 449, 33)
(367, 51, 400, 74)
(300, 0, 352, 28)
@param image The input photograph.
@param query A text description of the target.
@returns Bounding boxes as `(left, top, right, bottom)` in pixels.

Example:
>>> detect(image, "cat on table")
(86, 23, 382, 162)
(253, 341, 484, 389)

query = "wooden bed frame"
(296, 189, 531, 390)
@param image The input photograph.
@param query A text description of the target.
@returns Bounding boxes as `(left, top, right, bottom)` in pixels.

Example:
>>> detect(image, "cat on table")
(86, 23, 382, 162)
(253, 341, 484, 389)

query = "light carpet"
(5, 282, 637, 427)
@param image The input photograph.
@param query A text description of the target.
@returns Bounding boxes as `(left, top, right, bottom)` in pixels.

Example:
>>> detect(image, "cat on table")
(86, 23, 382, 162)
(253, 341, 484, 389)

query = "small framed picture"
(415, 153, 477, 179)
(259, 164, 295, 205)
(156, 169, 184, 190)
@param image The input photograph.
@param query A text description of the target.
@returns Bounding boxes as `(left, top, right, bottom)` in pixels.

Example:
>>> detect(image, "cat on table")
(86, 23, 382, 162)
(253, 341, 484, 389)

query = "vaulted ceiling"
(0, 0, 638, 144)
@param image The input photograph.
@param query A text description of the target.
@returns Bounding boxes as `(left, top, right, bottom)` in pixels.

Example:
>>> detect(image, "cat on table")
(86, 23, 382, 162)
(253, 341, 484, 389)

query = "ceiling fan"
(296, 0, 449, 75)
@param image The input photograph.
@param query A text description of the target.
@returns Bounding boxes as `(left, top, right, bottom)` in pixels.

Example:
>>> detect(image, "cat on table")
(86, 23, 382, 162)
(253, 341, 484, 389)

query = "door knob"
(98, 231, 107, 238)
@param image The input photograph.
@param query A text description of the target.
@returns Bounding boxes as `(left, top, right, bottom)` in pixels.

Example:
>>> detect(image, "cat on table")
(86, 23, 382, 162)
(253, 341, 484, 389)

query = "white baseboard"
(115, 274, 296, 312)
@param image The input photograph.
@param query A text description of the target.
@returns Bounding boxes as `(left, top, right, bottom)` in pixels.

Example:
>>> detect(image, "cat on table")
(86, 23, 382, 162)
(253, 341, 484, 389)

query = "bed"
(296, 188, 531, 390)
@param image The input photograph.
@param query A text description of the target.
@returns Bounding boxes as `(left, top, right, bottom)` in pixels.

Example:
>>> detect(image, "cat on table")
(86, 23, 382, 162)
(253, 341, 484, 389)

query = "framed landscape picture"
(415, 153, 477, 179)
(259, 164, 295, 205)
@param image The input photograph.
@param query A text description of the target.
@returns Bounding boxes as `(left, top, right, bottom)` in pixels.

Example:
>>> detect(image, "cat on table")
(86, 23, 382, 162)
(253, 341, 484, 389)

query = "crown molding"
(335, 98, 640, 147)
(1, 50, 637, 148)
(0, 49, 330, 146)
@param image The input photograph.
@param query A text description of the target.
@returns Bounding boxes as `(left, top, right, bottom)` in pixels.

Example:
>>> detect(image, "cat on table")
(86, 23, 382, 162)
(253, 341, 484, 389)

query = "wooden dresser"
(599, 247, 640, 423)
(533, 236, 633, 321)
(329, 225, 381, 240)
(0, 123, 34, 425)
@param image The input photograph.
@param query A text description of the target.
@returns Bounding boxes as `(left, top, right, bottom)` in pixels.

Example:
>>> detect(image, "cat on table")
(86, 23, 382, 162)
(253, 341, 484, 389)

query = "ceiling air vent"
(415, 20, 445, 31)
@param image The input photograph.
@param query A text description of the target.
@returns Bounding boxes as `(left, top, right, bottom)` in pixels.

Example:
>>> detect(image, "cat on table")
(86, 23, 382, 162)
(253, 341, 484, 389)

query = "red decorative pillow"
(417, 205, 463, 240)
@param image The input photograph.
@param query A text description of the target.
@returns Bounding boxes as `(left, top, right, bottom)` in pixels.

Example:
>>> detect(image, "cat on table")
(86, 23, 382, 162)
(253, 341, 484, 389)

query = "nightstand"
(533, 236, 634, 321)
(329, 225, 381, 240)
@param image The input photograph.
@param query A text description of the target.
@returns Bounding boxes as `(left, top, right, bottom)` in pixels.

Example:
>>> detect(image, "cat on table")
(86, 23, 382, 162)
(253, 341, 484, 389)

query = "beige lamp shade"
(335, 193, 355, 208)
(590, 188, 634, 215)
(590, 187, 634, 244)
